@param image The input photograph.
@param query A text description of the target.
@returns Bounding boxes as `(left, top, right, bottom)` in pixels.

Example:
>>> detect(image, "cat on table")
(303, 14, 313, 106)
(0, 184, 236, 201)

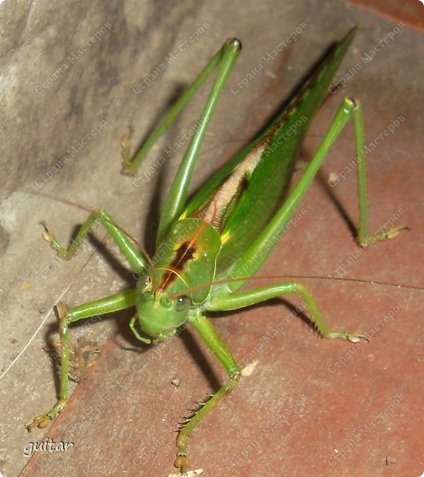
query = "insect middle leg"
(208, 281, 367, 342)
(26, 289, 137, 430)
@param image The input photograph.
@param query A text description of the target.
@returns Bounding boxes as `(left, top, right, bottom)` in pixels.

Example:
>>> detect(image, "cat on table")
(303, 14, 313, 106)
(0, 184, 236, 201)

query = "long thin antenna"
(170, 274, 423, 299)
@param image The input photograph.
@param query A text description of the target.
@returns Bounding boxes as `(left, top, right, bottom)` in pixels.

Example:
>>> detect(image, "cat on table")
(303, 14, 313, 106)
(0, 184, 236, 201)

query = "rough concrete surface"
(0, 1, 422, 477)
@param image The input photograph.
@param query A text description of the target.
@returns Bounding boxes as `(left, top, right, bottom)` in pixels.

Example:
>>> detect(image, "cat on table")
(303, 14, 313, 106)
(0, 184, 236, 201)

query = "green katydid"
(26, 28, 407, 472)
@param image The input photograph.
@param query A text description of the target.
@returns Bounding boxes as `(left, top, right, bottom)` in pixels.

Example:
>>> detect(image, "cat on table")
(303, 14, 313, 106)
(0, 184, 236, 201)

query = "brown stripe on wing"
(158, 222, 206, 291)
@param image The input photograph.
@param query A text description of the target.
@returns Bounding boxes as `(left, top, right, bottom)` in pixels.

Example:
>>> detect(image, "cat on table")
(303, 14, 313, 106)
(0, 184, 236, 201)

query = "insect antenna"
(281, 274, 424, 293)
(154, 267, 189, 290)
(25, 189, 93, 213)
(169, 274, 423, 300)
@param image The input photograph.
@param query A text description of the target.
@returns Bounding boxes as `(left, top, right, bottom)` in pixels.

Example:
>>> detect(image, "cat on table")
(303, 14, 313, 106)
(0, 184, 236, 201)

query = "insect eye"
(175, 295, 188, 310)
(138, 276, 152, 293)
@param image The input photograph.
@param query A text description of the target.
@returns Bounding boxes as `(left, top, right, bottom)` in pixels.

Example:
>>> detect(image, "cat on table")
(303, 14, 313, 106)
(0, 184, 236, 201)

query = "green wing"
(182, 28, 356, 278)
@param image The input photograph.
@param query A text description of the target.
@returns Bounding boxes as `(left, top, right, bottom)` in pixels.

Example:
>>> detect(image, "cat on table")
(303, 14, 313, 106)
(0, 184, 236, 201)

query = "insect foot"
(25, 388, 70, 431)
(25, 414, 51, 432)
(175, 434, 190, 473)
(382, 224, 411, 239)
(25, 397, 67, 432)
(359, 224, 410, 248)
(325, 331, 369, 343)
(174, 454, 190, 474)
(40, 221, 59, 247)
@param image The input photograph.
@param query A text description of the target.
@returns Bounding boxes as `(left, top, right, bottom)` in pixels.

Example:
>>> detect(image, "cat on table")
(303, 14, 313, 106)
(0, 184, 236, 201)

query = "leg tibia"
(42, 209, 148, 273)
(121, 38, 241, 176)
(175, 372, 240, 473)
(26, 290, 137, 431)
(229, 98, 408, 290)
(174, 313, 240, 472)
(352, 101, 409, 246)
(208, 280, 368, 343)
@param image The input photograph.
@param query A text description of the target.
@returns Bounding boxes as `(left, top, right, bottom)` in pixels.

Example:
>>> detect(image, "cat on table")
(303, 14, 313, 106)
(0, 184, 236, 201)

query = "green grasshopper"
(26, 28, 407, 472)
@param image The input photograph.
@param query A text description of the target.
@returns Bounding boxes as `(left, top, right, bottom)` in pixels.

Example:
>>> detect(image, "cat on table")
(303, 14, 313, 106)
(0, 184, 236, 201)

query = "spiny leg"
(229, 98, 408, 291)
(42, 208, 148, 273)
(175, 313, 240, 473)
(26, 289, 137, 431)
(208, 281, 368, 343)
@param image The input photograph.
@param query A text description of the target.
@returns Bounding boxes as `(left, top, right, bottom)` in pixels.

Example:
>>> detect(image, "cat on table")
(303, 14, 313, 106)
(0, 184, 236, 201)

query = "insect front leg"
(26, 290, 137, 431)
(208, 282, 368, 343)
(176, 312, 240, 473)
(42, 208, 148, 273)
